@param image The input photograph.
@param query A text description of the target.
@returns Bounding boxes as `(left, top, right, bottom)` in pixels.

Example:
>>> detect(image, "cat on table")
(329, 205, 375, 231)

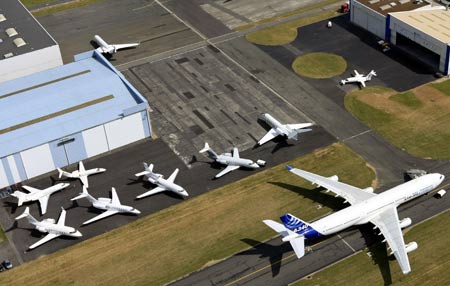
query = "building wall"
(0, 45, 63, 84)
(389, 16, 449, 74)
(350, 0, 386, 39)
(0, 111, 150, 189)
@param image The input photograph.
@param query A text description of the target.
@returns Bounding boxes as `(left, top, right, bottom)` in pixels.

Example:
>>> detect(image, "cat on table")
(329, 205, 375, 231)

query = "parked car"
(2, 260, 12, 270)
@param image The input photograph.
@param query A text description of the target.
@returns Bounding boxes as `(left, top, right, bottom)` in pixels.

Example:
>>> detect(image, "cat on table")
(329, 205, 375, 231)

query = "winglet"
(286, 165, 293, 171)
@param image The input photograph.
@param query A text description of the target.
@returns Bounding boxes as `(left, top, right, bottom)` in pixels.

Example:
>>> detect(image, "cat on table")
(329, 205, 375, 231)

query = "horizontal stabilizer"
(135, 170, 150, 177)
(290, 236, 305, 258)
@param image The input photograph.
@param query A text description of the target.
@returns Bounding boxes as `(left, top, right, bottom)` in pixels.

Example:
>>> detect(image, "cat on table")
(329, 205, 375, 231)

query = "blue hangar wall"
(0, 50, 151, 189)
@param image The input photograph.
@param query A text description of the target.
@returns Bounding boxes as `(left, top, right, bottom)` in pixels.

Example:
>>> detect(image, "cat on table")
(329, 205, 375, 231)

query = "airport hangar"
(0, 0, 63, 84)
(0, 50, 151, 190)
(350, 0, 450, 75)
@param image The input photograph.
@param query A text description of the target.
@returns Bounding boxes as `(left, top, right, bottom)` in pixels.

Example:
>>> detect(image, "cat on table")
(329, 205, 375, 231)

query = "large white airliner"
(263, 166, 444, 274)
(94, 35, 140, 55)
(11, 183, 70, 215)
(71, 186, 141, 225)
(258, 113, 313, 146)
(58, 161, 106, 188)
(199, 142, 261, 178)
(16, 207, 82, 249)
(135, 163, 188, 199)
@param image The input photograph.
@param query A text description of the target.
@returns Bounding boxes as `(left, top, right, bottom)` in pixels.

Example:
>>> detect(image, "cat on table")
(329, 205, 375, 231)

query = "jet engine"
(399, 218, 412, 229)
(363, 187, 374, 193)
(405, 242, 418, 253)
(328, 175, 339, 182)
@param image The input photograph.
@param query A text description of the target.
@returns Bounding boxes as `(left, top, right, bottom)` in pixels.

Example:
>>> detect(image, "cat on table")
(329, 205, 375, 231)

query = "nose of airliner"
(250, 162, 260, 169)
(132, 209, 141, 215)
(73, 230, 82, 237)
(180, 190, 189, 197)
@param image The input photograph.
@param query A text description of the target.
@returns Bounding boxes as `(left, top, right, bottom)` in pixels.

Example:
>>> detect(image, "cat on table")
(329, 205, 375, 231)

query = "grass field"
(345, 81, 450, 159)
(20, 0, 58, 7)
(245, 9, 340, 46)
(293, 209, 450, 286)
(29, 0, 105, 17)
(292, 52, 347, 79)
(235, 0, 342, 31)
(0, 144, 375, 286)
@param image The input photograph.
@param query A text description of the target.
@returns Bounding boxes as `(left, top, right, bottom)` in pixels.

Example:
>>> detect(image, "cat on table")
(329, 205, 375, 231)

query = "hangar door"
(82, 125, 109, 158)
(21, 144, 55, 178)
(104, 112, 146, 150)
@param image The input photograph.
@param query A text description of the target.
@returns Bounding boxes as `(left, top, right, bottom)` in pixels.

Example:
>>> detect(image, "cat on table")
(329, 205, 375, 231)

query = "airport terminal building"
(0, 0, 63, 83)
(0, 50, 151, 189)
(350, 0, 450, 75)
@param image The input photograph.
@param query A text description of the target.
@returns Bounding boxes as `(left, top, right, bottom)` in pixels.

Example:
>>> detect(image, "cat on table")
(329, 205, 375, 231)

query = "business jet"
(71, 186, 140, 225)
(16, 207, 82, 249)
(11, 183, 70, 215)
(135, 163, 188, 199)
(94, 34, 140, 55)
(263, 166, 444, 274)
(199, 142, 263, 178)
(258, 113, 313, 146)
(340, 70, 376, 88)
(58, 161, 106, 188)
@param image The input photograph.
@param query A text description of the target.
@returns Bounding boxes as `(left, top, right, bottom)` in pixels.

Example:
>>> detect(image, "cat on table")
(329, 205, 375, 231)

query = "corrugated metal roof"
(0, 50, 149, 158)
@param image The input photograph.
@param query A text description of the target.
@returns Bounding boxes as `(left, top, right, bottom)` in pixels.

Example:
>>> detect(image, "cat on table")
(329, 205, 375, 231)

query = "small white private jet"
(135, 163, 188, 199)
(340, 69, 377, 88)
(258, 113, 313, 146)
(94, 34, 140, 56)
(58, 161, 106, 188)
(16, 207, 82, 249)
(11, 183, 70, 215)
(71, 186, 140, 225)
(263, 166, 444, 275)
(199, 142, 262, 178)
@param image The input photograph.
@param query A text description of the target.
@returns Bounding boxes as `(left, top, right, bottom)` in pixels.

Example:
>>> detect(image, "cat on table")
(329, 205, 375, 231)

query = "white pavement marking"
(342, 129, 372, 142)
(337, 234, 356, 252)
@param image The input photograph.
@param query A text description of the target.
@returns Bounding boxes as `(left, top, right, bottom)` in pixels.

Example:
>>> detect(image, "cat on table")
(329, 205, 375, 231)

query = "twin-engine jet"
(16, 207, 82, 249)
(71, 187, 140, 225)
(11, 183, 70, 215)
(58, 161, 106, 187)
(258, 113, 313, 146)
(264, 166, 444, 274)
(199, 143, 261, 178)
(135, 163, 188, 198)
(340, 69, 376, 88)
(94, 34, 140, 55)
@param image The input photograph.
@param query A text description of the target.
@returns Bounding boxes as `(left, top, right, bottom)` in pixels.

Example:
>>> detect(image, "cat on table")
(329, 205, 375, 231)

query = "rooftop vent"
(5, 28, 18, 37)
(398, 0, 410, 4)
(0, 14, 6, 22)
(13, 38, 26, 47)
(380, 4, 392, 10)
(4, 52, 13, 59)
(369, 0, 380, 3)
(390, 2, 397, 6)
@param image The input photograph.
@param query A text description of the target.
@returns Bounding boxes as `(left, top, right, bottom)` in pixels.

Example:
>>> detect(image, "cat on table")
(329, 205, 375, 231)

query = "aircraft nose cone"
(74, 230, 82, 237)
(134, 209, 141, 214)
(251, 163, 260, 169)
(181, 190, 189, 197)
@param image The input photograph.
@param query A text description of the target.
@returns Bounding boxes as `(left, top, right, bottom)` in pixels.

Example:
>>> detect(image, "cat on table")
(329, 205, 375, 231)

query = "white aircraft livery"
(199, 142, 261, 178)
(340, 69, 376, 88)
(16, 207, 82, 249)
(58, 161, 106, 188)
(11, 183, 70, 215)
(94, 35, 139, 55)
(135, 163, 188, 199)
(71, 186, 140, 225)
(258, 113, 313, 146)
(263, 166, 444, 274)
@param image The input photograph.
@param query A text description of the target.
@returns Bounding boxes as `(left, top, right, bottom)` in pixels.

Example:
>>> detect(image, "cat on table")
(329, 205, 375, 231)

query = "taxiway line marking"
(337, 234, 356, 252)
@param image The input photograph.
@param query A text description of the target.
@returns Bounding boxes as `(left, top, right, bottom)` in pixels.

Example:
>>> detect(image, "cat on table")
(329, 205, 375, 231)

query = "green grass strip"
(389, 91, 423, 109)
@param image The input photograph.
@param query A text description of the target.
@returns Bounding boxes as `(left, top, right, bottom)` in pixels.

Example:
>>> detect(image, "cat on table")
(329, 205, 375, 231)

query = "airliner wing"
(258, 128, 279, 145)
(22, 186, 40, 193)
(112, 43, 139, 51)
(286, 167, 376, 205)
(38, 196, 50, 214)
(136, 186, 166, 199)
(79, 161, 86, 173)
(79, 175, 89, 188)
(360, 80, 366, 88)
(29, 233, 59, 249)
(354, 70, 360, 76)
(286, 123, 314, 130)
(370, 207, 411, 274)
(167, 169, 179, 183)
(232, 147, 239, 158)
(216, 165, 240, 178)
(110, 188, 121, 205)
(57, 208, 66, 226)
(83, 210, 119, 225)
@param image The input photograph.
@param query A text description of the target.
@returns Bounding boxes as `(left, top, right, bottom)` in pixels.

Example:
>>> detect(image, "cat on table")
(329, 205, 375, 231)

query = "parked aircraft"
(16, 207, 82, 249)
(58, 161, 106, 188)
(71, 186, 140, 225)
(263, 166, 444, 274)
(258, 113, 313, 145)
(135, 163, 188, 198)
(199, 143, 262, 178)
(94, 34, 139, 55)
(340, 69, 376, 88)
(11, 183, 70, 215)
